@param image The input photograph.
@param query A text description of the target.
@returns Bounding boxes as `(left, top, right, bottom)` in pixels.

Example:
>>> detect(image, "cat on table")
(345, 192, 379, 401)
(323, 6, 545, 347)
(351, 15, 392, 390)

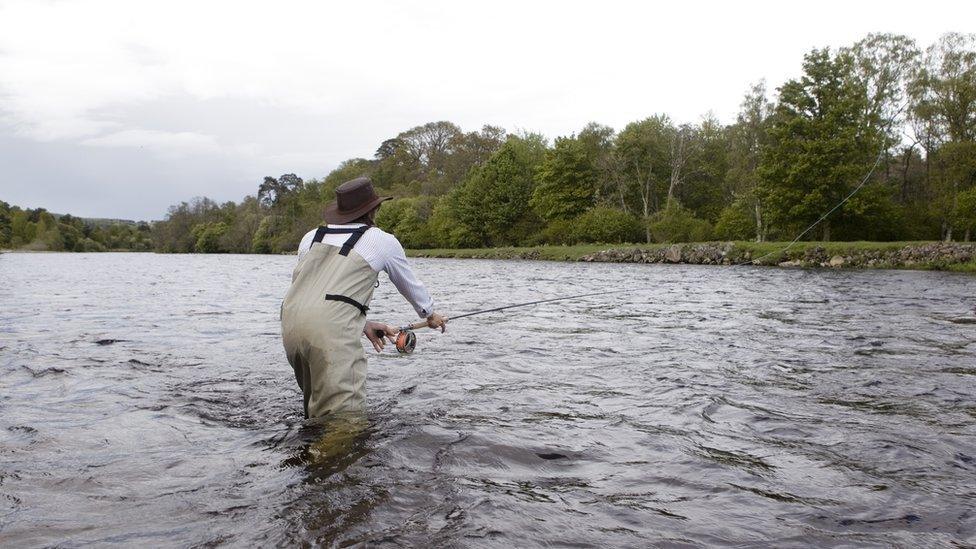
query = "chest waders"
(281, 226, 378, 418)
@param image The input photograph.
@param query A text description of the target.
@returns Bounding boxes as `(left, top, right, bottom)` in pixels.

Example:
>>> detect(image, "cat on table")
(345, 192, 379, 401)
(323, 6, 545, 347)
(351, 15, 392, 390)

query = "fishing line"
(733, 101, 907, 268)
(387, 289, 630, 353)
(731, 144, 887, 267)
(388, 103, 907, 353)
(446, 289, 630, 321)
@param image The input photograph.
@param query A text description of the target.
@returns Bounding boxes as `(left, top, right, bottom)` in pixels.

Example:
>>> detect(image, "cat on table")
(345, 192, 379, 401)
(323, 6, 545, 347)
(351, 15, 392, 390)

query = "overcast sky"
(0, 0, 972, 220)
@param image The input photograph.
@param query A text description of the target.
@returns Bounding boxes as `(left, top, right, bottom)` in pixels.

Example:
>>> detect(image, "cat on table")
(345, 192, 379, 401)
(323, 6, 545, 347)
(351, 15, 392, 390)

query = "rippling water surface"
(1, 252, 975, 547)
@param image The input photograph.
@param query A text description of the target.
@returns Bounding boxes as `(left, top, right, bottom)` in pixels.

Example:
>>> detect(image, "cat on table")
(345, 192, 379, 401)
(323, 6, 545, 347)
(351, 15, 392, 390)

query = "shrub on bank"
(76, 238, 106, 252)
(953, 188, 976, 242)
(571, 207, 644, 243)
(715, 200, 756, 241)
(536, 218, 574, 245)
(535, 207, 643, 245)
(648, 202, 713, 243)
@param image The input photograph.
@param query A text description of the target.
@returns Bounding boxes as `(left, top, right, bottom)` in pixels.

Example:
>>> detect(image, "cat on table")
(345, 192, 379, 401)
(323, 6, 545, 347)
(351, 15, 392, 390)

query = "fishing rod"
(381, 105, 909, 354)
(384, 289, 629, 354)
(384, 137, 887, 354)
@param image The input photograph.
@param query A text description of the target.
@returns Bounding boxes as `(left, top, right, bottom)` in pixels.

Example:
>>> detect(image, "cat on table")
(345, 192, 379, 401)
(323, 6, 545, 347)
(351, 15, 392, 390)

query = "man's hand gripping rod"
(386, 316, 448, 354)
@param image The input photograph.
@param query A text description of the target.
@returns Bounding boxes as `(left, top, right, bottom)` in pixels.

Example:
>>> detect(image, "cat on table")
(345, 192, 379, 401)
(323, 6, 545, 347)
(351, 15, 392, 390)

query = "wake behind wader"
(281, 226, 378, 418)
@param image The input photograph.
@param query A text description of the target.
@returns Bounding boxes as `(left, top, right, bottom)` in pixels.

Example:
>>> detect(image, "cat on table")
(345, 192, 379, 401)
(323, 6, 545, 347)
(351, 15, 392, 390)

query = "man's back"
(296, 223, 434, 318)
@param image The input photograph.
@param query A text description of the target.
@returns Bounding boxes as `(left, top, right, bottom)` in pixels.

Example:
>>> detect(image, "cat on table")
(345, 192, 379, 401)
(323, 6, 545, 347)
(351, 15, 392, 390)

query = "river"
(1, 252, 974, 547)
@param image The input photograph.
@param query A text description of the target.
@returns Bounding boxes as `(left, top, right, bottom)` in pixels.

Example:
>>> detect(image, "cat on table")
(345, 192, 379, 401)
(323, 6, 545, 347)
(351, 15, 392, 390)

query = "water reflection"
(281, 412, 372, 476)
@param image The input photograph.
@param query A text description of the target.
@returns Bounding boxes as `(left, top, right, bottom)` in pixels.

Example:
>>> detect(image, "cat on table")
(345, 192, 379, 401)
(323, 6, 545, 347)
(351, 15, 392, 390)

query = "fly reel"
(394, 329, 416, 354)
(375, 328, 417, 354)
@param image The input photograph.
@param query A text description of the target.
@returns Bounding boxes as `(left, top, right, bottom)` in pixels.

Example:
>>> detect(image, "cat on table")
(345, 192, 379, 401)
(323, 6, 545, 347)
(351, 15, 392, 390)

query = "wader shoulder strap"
(310, 226, 370, 255)
(306, 225, 374, 317)
(339, 226, 369, 256)
(311, 226, 329, 244)
(325, 294, 369, 315)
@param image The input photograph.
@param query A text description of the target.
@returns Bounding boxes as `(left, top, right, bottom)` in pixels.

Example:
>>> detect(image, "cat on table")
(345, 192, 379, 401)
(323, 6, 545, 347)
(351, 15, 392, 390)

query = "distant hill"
(51, 214, 143, 228)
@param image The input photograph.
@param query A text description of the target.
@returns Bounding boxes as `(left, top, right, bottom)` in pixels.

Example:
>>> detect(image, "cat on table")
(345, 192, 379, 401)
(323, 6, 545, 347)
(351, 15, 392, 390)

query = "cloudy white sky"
(0, 0, 972, 220)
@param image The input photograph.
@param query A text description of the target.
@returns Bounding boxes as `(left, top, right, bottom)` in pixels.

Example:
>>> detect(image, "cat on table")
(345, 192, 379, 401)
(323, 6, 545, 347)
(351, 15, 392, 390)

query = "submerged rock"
(949, 317, 976, 325)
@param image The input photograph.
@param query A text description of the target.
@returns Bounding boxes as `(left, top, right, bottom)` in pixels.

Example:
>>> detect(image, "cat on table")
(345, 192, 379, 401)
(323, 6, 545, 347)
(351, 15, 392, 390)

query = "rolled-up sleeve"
(382, 236, 435, 318)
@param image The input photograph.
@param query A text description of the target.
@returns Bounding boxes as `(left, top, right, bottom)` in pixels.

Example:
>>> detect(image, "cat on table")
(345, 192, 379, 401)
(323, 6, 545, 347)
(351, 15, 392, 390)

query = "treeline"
(150, 32, 976, 253)
(0, 201, 152, 252)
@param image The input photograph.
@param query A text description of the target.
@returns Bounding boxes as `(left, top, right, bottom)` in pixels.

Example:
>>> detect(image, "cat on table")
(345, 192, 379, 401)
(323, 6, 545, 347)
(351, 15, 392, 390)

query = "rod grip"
(405, 317, 450, 331)
(407, 319, 429, 330)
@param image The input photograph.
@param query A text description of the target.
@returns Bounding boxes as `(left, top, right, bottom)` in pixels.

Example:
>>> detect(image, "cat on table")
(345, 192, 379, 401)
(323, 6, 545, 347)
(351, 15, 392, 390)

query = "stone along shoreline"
(409, 242, 976, 273)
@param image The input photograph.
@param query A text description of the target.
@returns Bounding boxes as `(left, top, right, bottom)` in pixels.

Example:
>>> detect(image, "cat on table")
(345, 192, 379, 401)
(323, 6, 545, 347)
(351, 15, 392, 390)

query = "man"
(281, 176, 446, 419)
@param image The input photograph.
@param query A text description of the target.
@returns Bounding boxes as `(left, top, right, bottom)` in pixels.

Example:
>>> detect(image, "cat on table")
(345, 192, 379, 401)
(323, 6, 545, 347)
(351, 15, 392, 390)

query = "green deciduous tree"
(375, 196, 438, 249)
(726, 81, 774, 241)
(614, 114, 673, 241)
(911, 33, 976, 144)
(0, 201, 11, 248)
(322, 159, 374, 201)
(909, 33, 976, 239)
(714, 198, 756, 241)
(758, 48, 886, 241)
(193, 222, 229, 253)
(451, 135, 547, 246)
(934, 140, 976, 240)
(577, 122, 617, 204)
(677, 116, 729, 223)
(531, 136, 598, 221)
(953, 187, 976, 241)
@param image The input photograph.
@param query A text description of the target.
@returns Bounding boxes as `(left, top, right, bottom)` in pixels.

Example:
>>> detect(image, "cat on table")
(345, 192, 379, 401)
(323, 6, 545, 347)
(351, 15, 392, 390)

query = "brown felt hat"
(323, 176, 391, 224)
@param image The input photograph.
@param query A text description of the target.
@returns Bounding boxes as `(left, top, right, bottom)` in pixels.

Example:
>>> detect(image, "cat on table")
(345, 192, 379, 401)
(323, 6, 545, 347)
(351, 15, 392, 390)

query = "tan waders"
(281, 226, 378, 418)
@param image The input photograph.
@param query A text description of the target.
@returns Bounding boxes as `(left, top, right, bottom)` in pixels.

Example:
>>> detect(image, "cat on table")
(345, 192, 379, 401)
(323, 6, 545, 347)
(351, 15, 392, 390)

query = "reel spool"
(376, 328, 417, 354)
(395, 329, 416, 354)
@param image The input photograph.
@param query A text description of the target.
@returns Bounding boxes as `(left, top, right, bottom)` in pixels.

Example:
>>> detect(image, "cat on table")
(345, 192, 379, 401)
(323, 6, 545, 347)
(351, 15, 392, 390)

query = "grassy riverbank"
(408, 241, 976, 273)
(409, 243, 636, 261)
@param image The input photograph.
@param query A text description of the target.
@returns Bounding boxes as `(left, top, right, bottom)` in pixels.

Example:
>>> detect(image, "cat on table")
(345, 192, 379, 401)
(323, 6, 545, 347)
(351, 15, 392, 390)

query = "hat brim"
(323, 195, 392, 224)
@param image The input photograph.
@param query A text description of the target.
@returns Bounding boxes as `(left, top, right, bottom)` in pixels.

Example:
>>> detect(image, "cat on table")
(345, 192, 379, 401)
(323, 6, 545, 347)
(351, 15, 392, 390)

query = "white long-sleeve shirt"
(297, 224, 435, 318)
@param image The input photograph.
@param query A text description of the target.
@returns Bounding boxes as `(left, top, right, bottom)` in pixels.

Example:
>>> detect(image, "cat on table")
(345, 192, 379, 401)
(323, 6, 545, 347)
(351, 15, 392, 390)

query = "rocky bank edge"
(579, 242, 976, 270)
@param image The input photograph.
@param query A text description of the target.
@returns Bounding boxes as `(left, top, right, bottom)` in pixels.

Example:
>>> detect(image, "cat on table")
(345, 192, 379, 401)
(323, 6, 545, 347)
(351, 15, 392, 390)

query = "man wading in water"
(281, 176, 447, 419)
